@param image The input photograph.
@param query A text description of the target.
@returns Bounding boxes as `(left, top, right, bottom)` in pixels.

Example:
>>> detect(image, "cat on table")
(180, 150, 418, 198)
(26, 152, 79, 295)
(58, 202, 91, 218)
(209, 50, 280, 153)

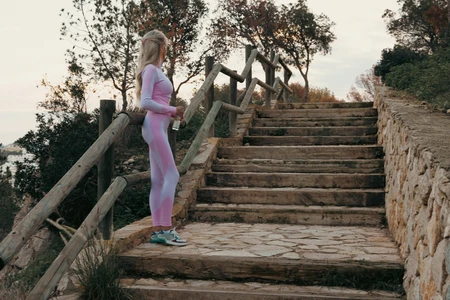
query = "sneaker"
(157, 228, 188, 246)
(149, 231, 165, 244)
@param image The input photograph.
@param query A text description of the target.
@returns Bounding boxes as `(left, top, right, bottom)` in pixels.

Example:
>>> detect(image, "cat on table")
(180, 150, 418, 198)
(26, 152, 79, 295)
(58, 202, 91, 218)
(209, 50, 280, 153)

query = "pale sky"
(0, 0, 398, 146)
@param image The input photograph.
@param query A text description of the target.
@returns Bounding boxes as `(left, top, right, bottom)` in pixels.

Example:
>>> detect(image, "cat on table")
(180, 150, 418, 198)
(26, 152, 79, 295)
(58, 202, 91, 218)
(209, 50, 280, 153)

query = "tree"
(213, 0, 336, 102)
(347, 67, 383, 102)
(383, 0, 449, 53)
(275, 0, 336, 102)
(61, 0, 142, 111)
(212, 0, 281, 57)
(38, 58, 89, 113)
(374, 45, 426, 81)
(15, 112, 99, 226)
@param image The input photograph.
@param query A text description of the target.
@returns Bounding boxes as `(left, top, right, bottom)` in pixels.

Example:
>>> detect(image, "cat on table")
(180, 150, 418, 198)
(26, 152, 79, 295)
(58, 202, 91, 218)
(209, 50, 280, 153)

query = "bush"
(73, 237, 131, 300)
(385, 48, 450, 109)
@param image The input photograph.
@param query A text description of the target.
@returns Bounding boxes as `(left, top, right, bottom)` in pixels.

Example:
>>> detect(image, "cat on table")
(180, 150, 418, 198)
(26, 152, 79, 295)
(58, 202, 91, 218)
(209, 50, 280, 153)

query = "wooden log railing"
(0, 45, 293, 300)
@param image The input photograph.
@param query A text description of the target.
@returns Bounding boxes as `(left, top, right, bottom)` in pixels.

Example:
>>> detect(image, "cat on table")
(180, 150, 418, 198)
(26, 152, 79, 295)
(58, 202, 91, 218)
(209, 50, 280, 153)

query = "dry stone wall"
(375, 88, 450, 300)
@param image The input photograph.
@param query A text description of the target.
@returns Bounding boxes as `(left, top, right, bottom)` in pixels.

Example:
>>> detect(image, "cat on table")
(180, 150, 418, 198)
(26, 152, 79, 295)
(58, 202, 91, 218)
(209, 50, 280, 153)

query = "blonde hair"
(135, 29, 168, 98)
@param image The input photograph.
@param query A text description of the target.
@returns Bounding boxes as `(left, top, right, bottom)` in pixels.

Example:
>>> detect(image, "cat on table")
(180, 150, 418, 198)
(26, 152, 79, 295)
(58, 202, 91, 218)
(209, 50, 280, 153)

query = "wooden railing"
(0, 45, 292, 299)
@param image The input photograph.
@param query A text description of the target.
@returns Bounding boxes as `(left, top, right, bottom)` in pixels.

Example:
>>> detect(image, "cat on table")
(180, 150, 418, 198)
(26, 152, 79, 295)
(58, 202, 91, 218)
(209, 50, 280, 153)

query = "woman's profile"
(135, 29, 187, 246)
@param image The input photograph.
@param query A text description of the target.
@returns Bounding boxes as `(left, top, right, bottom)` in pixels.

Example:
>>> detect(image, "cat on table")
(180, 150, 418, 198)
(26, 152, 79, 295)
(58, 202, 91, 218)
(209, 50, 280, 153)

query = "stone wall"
(375, 88, 450, 300)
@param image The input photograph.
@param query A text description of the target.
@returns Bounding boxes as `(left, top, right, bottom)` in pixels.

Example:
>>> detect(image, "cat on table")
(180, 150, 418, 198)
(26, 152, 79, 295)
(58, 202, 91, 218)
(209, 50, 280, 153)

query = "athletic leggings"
(142, 112, 179, 227)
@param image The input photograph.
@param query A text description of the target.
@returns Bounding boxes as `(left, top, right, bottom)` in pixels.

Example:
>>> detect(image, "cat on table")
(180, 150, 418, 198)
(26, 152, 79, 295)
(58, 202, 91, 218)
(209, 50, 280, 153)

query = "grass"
(72, 237, 132, 300)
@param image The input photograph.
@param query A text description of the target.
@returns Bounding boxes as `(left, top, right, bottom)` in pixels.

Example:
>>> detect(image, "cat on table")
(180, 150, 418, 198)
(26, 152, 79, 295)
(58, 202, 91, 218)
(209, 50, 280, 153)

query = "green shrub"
(73, 237, 131, 300)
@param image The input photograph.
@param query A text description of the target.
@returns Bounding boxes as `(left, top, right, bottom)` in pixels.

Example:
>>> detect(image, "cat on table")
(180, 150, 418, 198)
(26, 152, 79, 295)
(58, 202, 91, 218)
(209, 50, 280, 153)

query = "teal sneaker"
(157, 228, 188, 246)
(149, 231, 165, 244)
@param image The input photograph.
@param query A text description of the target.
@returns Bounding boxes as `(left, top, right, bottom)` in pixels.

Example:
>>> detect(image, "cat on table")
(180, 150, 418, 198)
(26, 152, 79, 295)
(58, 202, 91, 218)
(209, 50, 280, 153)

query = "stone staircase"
(119, 101, 405, 299)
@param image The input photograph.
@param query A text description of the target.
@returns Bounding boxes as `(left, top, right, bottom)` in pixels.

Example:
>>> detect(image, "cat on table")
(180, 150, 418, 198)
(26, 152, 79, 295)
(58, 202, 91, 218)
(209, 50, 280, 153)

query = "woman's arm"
(140, 65, 177, 115)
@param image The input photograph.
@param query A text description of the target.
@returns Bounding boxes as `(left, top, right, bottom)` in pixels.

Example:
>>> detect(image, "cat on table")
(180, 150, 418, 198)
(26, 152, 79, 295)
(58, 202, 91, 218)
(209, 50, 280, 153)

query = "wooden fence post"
(265, 61, 271, 107)
(97, 100, 115, 240)
(245, 45, 253, 104)
(283, 69, 289, 103)
(229, 70, 238, 136)
(205, 56, 215, 137)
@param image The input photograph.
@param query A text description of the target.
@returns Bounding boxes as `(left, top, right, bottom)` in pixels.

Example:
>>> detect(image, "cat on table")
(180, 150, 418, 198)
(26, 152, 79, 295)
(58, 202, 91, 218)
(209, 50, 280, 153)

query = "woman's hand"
(175, 106, 185, 118)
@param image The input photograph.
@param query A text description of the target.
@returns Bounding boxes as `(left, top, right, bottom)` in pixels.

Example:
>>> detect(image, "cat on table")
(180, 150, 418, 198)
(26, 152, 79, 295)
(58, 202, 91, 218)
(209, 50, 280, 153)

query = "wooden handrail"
(256, 52, 277, 69)
(0, 112, 132, 270)
(27, 176, 128, 300)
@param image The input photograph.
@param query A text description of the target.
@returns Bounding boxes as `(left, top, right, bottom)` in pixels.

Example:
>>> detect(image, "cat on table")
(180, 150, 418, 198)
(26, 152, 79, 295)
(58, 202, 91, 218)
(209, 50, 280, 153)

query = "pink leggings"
(142, 112, 179, 227)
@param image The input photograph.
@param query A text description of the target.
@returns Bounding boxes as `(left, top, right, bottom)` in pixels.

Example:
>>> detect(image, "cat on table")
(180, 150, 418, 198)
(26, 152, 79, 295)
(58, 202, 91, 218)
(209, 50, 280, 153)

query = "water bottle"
(172, 116, 181, 131)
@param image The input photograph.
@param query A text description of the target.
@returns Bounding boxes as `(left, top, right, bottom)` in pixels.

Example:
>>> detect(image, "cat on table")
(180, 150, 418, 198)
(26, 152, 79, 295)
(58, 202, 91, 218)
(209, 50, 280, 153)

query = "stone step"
(123, 278, 404, 300)
(205, 172, 385, 189)
(253, 117, 378, 127)
(191, 204, 385, 226)
(218, 145, 384, 160)
(248, 126, 377, 137)
(197, 187, 385, 207)
(277, 102, 374, 109)
(211, 158, 384, 174)
(119, 223, 404, 292)
(244, 136, 377, 146)
(258, 108, 377, 119)
(213, 159, 384, 173)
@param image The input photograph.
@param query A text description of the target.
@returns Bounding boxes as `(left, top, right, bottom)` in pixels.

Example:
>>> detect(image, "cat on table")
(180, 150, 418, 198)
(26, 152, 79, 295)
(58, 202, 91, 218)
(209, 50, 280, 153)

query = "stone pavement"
(124, 222, 401, 264)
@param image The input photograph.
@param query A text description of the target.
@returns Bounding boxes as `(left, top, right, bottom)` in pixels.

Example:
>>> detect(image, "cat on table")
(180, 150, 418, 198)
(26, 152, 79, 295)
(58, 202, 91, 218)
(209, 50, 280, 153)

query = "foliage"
(347, 67, 383, 102)
(213, 0, 336, 102)
(211, 0, 280, 57)
(0, 164, 18, 241)
(14, 112, 99, 227)
(113, 184, 150, 230)
(72, 238, 131, 300)
(374, 45, 427, 81)
(61, 0, 142, 111)
(382, 0, 449, 53)
(138, 0, 229, 105)
(288, 82, 340, 103)
(38, 57, 89, 113)
(384, 47, 450, 109)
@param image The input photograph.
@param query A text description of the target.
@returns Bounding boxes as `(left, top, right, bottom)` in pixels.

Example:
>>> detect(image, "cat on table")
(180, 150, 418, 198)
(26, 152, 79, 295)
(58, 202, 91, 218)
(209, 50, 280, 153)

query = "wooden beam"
(184, 64, 221, 124)
(240, 78, 259, 110)
(257, 79, 277, 93)
(98, 100, 115, 240)
(229, 70, 238, 136)
(205, 56, 215, 137)
(241, 48, 258, 81)
(0, 112, 131, 269)
(27, 176, 128, 300)
(244, 47, 256, 105)
(220, 64, 245, 82)
(179, 101, 222, 174)
(279, 57, 293, 75)
(256, 52, 277, 70)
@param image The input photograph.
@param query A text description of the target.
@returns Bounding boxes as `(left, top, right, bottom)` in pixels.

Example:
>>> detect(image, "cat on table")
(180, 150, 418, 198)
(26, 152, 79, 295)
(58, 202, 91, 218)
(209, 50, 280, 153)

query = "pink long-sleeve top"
(140, 64, 176, 116)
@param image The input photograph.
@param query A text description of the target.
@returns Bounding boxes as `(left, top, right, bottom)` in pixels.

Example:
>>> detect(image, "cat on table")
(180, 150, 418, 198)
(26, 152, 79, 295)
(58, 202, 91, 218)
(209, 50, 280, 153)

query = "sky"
(0, 0, 398, 146)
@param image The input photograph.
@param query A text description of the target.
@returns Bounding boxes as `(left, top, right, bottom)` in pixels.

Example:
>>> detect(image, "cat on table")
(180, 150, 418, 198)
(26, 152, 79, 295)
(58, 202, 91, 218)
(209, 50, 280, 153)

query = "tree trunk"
(303, 78, 309, 103)
(121, 89, 128, 111)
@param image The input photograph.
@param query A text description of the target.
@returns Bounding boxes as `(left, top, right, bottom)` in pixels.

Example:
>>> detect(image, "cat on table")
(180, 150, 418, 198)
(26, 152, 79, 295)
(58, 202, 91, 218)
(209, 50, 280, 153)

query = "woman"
(135, 29, 187, 246)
